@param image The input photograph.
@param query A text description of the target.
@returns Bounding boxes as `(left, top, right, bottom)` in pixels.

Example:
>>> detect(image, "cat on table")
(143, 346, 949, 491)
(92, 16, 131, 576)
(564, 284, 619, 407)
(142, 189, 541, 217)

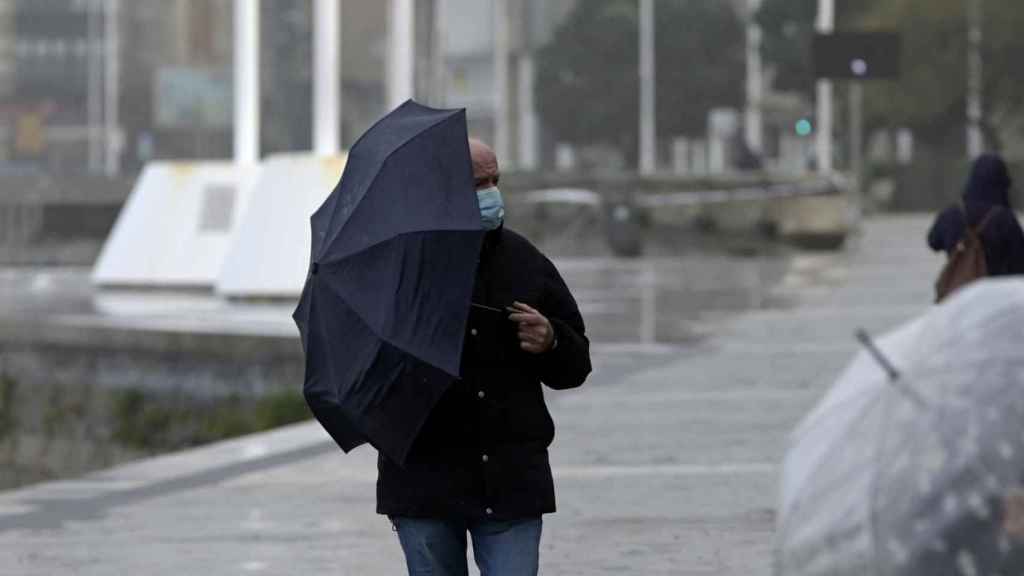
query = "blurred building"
(0, 0, 235, 172)
(0, 0, 762, 177)
(0, 0, 98, 170)
(0, 0, 391, 176)
(437, 0, 576, 170)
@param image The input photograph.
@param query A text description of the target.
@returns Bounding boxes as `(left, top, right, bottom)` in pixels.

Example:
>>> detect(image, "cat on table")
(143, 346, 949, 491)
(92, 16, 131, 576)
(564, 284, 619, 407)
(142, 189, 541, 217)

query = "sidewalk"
(0, 216, 939, 575)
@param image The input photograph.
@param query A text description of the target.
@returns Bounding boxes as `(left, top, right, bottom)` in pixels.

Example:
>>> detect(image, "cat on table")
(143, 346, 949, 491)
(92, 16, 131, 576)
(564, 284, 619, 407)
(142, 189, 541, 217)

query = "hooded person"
(928, 153, 1024, 276)
(378, 138, 592, 576)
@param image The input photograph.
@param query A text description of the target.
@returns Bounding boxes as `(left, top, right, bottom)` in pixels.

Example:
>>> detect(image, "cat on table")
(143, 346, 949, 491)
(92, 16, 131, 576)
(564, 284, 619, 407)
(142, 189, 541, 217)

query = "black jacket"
(928, 154, 1024, 276)
(376, 227, 591, 520)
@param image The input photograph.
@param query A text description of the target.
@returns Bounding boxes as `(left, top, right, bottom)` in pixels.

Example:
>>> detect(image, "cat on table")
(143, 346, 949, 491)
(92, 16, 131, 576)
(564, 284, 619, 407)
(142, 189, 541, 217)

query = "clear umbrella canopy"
(777, 279, 1024, 576)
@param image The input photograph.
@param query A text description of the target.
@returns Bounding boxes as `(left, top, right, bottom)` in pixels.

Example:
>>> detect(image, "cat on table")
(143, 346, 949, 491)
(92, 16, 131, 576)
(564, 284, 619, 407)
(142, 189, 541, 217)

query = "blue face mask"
(476, 186, 505, 230)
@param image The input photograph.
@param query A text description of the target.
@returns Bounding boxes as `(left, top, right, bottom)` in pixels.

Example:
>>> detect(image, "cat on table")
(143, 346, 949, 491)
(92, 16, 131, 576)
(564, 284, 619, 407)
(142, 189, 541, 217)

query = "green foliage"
(112, 389, 310, 453)
(253, 390, 313, 428)
(0, 373, 16, 442)
(757, 0, 1024, 153)
(111, 389, 174, 450)
(862, 0, 1024, 152)
(856, 0, 969, 149)
(536, 0, 745, 164)
(755, 0, 817, 96)
(755, 0, 871, 97)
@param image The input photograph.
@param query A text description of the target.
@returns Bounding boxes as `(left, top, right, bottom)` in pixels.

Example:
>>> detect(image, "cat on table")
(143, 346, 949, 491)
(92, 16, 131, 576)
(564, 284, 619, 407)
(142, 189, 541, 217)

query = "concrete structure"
(216, 153, 346, 298)
(91, 162, 255, 288)
(0, 173, 132, 266)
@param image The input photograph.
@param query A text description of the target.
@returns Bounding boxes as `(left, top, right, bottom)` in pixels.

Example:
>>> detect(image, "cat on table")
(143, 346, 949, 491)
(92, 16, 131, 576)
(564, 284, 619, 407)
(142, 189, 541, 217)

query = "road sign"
(812, 32, 900, 80)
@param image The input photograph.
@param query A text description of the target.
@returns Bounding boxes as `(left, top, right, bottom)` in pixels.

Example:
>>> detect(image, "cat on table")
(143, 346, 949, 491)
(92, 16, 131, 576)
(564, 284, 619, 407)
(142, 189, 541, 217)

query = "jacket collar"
(483, 224, 504, 251)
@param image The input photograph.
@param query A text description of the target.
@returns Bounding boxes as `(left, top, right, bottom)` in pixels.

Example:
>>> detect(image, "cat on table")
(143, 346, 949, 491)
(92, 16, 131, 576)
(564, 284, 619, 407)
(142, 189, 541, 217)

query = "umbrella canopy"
(777, 279, 1024, 576)
(293, 100, 485, 465)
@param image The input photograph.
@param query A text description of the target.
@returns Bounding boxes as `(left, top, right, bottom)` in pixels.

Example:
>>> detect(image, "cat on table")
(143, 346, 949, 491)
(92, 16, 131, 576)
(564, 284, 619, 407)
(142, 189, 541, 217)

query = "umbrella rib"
(778, 393, 887, 537)
(314, 252, 467, 378)
(319, 110, 468, 258)
(791, 380, 890, 442)
(855, 329, 930, 409)
(319, 225, 482, 268)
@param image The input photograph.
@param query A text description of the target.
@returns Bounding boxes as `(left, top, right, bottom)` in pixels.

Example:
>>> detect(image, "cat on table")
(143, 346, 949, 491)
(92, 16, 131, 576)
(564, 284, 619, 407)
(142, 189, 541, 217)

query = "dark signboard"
(813, 32, 901, 80)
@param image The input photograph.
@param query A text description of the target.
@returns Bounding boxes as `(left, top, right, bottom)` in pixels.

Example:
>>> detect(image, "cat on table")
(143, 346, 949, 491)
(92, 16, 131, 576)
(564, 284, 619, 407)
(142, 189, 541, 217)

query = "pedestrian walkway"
(0, 216, 940, 575)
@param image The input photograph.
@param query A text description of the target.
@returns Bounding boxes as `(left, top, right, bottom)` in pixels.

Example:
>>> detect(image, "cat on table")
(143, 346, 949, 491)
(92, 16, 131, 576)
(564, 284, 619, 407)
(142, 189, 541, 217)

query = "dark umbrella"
(293, 100, 484, 465)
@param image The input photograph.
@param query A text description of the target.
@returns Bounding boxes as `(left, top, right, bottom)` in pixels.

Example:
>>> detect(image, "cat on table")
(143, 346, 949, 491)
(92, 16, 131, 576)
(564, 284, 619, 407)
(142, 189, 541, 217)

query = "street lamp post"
(104, 0, 121, 176)
(234, 0, 260, 165)
(313, 0, 341, 155)
(745, 0, 764, 155)
(815, 0, 835, 174)
(966, 0, 984, 158)
(638, 0, 656, 175)
(87, 2, 102, 173)
(388, 0, 415, 110)
(494, 0, 511, 168)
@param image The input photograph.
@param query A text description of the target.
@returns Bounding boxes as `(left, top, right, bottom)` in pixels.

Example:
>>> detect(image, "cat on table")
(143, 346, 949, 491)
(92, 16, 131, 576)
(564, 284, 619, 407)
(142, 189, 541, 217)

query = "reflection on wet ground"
(0, 243, 792, 347)
(0, 231, 808, 490)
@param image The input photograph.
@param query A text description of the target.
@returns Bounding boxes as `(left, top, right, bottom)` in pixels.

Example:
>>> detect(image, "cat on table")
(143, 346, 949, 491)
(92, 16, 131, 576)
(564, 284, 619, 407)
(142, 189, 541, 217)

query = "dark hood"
(963, 153, 1013, 208)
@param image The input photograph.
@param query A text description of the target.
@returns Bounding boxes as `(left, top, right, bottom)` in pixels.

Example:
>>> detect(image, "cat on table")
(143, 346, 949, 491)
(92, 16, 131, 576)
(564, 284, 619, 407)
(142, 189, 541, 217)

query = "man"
(378, 138, 591, 575)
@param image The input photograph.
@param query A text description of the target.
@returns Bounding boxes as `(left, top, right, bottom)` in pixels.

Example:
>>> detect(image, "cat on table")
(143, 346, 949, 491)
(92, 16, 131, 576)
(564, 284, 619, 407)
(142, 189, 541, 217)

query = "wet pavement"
(0, 216, 944, 574)
(0, 229, 790, 345)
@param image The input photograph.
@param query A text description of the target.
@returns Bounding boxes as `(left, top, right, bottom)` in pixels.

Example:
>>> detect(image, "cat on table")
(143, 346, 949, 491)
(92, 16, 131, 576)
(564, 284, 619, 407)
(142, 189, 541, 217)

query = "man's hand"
(508, 302, 555, 354)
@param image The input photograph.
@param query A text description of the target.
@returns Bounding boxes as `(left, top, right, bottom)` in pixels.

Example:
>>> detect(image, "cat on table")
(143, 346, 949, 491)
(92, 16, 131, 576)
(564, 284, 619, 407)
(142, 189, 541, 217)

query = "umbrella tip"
(855, 328, 900, 381)
(854, 328, 929, 408)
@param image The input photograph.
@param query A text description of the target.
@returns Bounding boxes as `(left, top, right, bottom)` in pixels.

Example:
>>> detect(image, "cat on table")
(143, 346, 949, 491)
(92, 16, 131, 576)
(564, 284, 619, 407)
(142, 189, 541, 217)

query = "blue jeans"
(391, 516, 542, 576)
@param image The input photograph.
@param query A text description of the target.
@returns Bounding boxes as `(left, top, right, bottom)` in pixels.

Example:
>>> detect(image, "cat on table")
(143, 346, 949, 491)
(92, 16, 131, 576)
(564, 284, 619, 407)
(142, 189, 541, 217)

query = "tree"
(755, 0, 817, 97)
(757, 0, 1024, 154)
(857, 0, 1024, 153)
(535, 0, 745, 167)
(755, 0, 872, 98)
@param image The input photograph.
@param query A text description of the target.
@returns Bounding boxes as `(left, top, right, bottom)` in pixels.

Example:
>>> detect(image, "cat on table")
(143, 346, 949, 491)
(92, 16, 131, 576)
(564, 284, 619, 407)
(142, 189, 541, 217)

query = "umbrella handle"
(471, 302, 505, 314)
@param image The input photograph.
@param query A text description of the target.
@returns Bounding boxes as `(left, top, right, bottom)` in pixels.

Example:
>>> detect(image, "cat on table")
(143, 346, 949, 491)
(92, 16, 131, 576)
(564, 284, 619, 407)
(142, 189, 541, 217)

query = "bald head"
(469, 138, 500, 190)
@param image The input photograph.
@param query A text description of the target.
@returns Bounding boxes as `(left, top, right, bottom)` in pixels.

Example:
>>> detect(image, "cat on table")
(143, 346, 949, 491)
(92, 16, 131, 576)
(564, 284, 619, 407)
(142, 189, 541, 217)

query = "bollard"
(605, 201, 645, 258)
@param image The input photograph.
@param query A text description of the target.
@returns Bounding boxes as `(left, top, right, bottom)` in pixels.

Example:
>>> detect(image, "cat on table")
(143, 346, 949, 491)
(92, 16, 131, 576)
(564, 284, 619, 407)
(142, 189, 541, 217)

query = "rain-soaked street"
(0, 216, 942, 574)
(0, 222, 792, 346)
(0, 221, 796, 490)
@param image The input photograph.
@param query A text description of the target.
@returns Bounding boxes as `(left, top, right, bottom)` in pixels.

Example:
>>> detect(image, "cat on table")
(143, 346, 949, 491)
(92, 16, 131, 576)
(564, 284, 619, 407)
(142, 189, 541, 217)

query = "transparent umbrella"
(776, 279, 1024, 576)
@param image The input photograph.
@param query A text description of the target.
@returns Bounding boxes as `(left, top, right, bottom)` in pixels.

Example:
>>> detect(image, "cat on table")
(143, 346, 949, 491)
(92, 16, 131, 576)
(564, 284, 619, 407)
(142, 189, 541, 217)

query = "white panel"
(216, 153, 348, 298)
(92, 162, 255, 288)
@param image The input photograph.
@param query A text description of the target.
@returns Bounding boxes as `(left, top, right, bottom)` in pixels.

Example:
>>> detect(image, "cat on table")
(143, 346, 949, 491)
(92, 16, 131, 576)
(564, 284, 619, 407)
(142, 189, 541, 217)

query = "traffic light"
(795, 119, 813, 137)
